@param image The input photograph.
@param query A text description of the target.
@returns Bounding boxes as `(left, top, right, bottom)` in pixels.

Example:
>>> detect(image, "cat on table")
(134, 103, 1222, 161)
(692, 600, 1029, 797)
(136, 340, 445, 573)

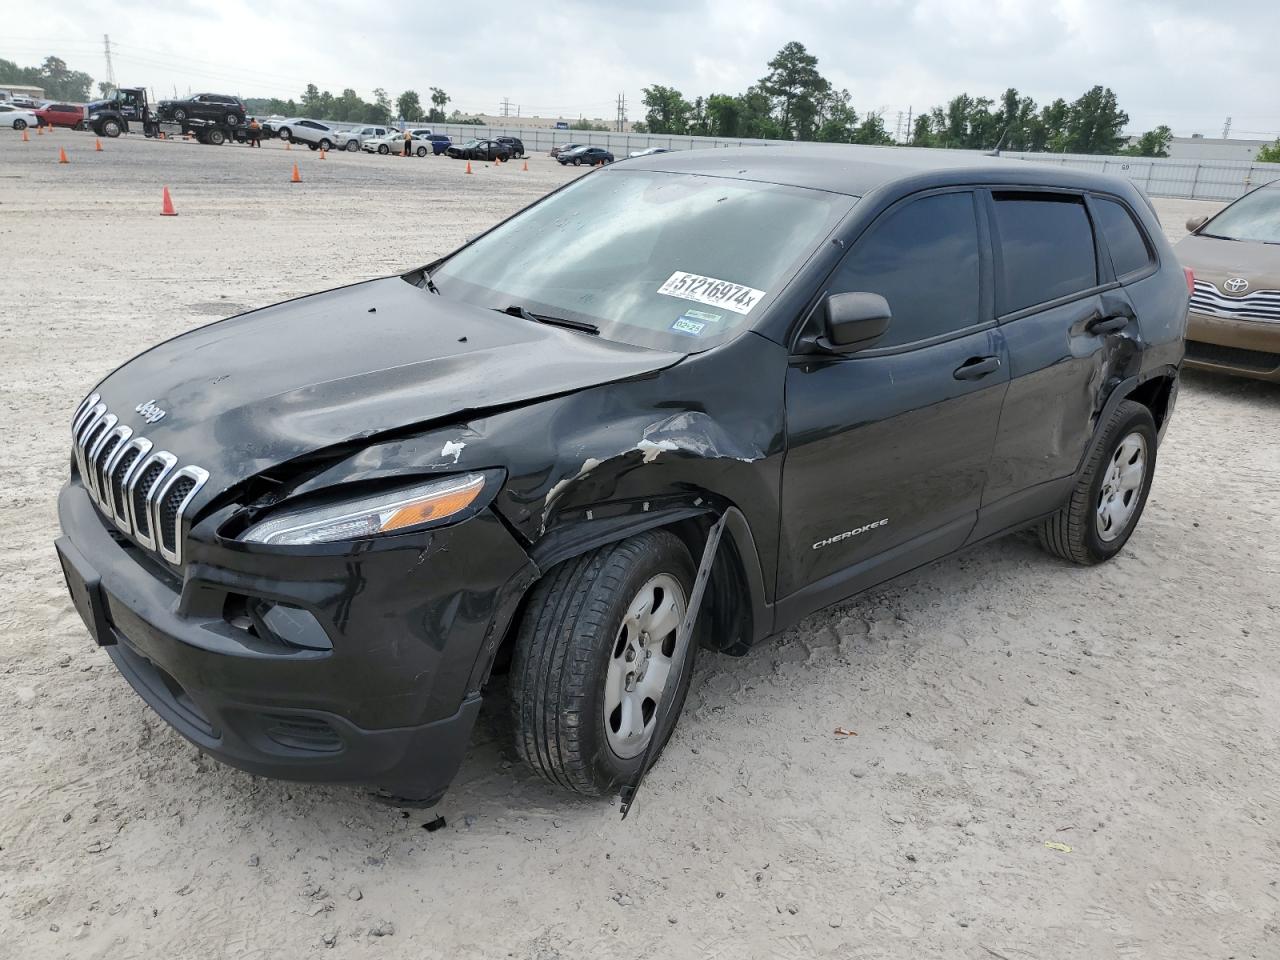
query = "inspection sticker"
(671, 316, 707, 336)
(658, 272, 766, 315)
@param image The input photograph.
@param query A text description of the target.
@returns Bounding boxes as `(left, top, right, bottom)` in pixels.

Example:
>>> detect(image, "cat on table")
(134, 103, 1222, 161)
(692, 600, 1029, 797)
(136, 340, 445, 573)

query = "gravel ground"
(1, 131, 1278, 960)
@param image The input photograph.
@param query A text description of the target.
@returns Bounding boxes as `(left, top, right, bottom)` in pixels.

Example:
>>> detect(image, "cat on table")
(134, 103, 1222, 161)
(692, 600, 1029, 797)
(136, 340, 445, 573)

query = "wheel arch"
(1074, 365, 1178, 483)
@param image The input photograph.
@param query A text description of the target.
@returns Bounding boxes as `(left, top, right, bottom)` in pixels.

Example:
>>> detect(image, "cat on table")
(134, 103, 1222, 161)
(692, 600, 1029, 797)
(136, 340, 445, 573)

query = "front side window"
(433, 170, 852, 352)
(1094, 197, 1154, 277)
(830, 191, 981, 348)
(993, 192, 1097, 313)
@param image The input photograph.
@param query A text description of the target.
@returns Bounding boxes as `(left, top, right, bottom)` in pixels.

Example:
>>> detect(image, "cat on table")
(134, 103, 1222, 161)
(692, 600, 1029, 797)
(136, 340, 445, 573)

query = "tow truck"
(83, 87, 245, 145)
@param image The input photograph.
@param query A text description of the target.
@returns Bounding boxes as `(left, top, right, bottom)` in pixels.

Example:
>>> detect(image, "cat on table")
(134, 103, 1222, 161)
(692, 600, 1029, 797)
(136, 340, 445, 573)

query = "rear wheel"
(173, 108, 188, 122)
(573, 157, 582, 166)
(206, 127, 226, 146)
(511, 530, 697, 796)
(14, 119, 26, 130)
(1038, 400, 1157, 565)
(416, 145, 428, 157)
(318, 138, 332, 151)
(225, 113, 241, 126)
(277, 126, 292, 140)
(345, 139, 360, 152)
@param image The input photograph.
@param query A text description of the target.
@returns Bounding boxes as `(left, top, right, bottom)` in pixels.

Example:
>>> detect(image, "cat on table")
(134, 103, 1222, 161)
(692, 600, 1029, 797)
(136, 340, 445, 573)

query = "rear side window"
(831, 191, 981, 348)
(993, 193, 1097, 313)
(1093, 197, 1154, 278)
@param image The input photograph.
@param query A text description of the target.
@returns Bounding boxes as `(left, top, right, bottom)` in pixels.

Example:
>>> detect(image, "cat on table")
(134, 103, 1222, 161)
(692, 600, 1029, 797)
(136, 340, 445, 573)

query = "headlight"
(241, 474, 486, 546)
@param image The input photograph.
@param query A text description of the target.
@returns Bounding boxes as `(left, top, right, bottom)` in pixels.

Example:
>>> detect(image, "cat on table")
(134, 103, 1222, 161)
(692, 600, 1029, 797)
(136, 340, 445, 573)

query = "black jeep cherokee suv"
(55, 145, 1188, 806)
(157, 92, 246, 127)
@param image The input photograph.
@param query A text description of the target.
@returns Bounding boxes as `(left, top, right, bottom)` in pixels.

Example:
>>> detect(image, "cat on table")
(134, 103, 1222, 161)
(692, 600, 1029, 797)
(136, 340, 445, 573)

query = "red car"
(36, 103, 85, 129)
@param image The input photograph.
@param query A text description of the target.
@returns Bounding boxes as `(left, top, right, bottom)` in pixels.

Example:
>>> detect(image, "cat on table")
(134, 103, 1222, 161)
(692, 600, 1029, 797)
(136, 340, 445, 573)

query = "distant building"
(473, 113, 632, 132)
(1164, 136, 1275, 162)
(0, 84, 46, 102)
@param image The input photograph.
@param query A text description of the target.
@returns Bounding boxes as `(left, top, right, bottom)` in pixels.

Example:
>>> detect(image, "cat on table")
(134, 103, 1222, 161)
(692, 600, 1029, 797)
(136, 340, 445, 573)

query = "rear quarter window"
(1093, 197, 1155, 278)
(993, 192, 1097, 313)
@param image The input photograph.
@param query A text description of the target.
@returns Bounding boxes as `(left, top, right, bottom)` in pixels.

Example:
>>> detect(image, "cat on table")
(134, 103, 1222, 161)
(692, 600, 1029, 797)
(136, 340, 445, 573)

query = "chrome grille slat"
(69, 396, 208, 566)
(1190, 281, 1280, 324)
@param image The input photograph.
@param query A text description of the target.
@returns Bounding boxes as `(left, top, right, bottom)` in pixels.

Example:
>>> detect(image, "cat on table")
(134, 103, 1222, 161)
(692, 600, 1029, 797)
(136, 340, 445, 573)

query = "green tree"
(429, 87, 450, 123)
(570, 118, 610, 131)
(641, 84, 692, 134)
(814, 88, 858, 143)
(851, 111, 893, 145)
(369, 88, 392, 124)
(1060, 85, 1129, 154)
(704, 93, 742, 137)
(1123, 125, 1173, 158)
(397, 90, 422, 121)
(97, 81, 116, 98)
(758, 41, 829, 139)
(0, 55, 93, 100)
(1033, 97, 1070, 151)
(735, 86, 784, 139)
(1257, 139, 1280, 163)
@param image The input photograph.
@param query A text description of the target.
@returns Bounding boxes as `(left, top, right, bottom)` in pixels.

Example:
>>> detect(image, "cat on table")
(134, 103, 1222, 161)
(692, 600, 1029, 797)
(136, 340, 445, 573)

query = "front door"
(778, 190, 1008, 602)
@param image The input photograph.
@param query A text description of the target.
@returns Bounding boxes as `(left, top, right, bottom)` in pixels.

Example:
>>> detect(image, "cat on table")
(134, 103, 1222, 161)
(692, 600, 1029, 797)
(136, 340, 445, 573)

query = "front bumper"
(1185, 310, 1280, 382)
(56, 480, 537, 802)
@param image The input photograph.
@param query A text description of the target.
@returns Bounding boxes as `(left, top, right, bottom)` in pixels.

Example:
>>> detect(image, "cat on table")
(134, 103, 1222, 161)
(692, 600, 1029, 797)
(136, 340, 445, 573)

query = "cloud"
(14, 0, 1280, 137)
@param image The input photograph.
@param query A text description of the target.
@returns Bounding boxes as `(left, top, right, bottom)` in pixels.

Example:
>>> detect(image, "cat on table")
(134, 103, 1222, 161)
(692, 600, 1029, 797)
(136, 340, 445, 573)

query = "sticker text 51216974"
(658, 272, 766, 316)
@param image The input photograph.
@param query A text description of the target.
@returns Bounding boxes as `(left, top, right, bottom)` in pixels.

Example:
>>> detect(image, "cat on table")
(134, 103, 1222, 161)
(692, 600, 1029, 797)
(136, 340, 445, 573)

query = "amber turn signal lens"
(382, 476, 485, 532)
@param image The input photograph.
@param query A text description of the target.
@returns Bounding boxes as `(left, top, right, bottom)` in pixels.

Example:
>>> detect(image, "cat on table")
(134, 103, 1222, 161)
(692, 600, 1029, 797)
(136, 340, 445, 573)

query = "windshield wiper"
(502, 304, 598, 335)
(422, 271, 441, 294)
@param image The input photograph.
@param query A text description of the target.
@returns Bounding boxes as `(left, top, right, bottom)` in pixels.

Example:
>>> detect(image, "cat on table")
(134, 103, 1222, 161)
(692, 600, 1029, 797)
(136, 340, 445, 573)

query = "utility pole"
(1222, 116, 1232, 139)
(905, 106, 913, 145)
(103, 34, 116, 90)
(616, 93, 627, 132)
(500, 97, 513, 118)
(894, 110, 903, 143)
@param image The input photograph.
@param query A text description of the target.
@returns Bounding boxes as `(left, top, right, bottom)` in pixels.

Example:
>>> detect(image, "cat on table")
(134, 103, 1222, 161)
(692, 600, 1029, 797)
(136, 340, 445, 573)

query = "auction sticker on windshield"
(658, 272, 766, 315)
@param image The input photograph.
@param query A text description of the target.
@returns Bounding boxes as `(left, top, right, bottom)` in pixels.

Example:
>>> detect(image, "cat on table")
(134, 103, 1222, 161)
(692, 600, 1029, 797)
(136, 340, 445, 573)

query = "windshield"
(1201, 186, 1280, 243)
(432, 169, 852, 351)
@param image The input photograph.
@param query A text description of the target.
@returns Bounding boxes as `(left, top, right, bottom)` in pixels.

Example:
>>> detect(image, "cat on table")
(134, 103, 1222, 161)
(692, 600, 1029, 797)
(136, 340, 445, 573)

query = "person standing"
(403, 127, 413, 158)
(247, 117, 262, 147)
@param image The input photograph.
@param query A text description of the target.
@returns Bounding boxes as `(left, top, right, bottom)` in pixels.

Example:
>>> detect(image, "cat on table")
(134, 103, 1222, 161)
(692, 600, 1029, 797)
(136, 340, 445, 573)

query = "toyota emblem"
(1223, 277, 1249, 294)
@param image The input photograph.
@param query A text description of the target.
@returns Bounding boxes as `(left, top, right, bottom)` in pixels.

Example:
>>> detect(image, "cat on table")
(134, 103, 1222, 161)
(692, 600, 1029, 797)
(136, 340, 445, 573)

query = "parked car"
(56, 146, 1187, 808)
(0, 102, 41, 130)
(276, 118, 335, 150)
(157, 93, 246, 127)
(35, 102, 85, 129)
(363, 130, 434, 156)
(550, 142, 583, 158)
(425, 133, 451, 155)
(629, 147, 672, 158)
(334, 125, 391, 152)
(1176, 183, 1280, 381)
(446, 138, 512, 162)
(559, 145, 614, 166)
(495, 136, 525, 158)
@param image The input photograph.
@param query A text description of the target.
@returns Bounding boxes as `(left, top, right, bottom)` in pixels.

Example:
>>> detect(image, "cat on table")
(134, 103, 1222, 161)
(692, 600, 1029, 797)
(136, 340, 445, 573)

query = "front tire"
(511, 530, 698, 796)
(1038, 400, 1157, 565)
(277, 126, 291, 140)
(377, 143, 389, 154)
(318, 138, 332, 151)
(173, 108, 188, 122)
(14, 119, 27, 130)
(416, 145, 428, 157)
(345, 139, 360, 151)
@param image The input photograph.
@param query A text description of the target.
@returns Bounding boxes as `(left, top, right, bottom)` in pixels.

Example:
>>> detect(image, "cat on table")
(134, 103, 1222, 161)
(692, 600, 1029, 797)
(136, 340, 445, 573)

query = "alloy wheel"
(1096, 431, 1147, 541)
(603, 573, 687, 760)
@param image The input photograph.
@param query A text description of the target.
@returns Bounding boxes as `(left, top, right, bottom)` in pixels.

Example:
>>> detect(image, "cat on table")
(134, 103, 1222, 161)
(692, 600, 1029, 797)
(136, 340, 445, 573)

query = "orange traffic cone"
(319, 148, 326, 160)
(285, 141, 291, 150)
(521, 160, 528, 171)
(58, 147, 69, 164)
(21, 127, 29, 142)
(161, 186, 177, 216)
(95, 138, 103, 152)
(37, 124, 44, 135)
(291, 162, 301, 183)
(465, 160, 472, 174)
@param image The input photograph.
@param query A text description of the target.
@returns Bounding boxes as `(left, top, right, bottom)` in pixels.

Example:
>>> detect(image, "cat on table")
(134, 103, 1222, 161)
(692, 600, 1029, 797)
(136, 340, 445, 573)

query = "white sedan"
(0, 103, 41, 130)
(363, 130, 433, 156)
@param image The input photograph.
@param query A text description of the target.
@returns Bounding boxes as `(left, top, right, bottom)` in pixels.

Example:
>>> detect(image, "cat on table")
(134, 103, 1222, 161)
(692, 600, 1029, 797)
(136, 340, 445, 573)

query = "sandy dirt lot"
(1, 131, 1278, 960)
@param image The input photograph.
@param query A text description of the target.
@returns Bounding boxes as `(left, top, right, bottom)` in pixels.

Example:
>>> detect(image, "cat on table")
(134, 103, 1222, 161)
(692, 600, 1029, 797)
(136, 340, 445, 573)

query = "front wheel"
(416, 145, 428, 157)
(173, 108, 188, 122)
(511, 529, 697, 796)
(377, 143, 390, 155)
(277, 126, 291, 140)
(572, 157, 582, 166)
(1038, 399, 1157, 565)
(318, 138, 332, 151)
(345, 140, 360, 152)
(226, 113, 241, 126)
(14, 119, 26, 130)
(102, 119, 122, 138)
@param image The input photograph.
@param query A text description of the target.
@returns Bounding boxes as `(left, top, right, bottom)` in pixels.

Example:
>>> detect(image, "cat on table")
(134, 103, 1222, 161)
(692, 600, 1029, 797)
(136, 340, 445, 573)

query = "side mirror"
(820, 292, 892, 353)
(1185, 215, 1208, 233)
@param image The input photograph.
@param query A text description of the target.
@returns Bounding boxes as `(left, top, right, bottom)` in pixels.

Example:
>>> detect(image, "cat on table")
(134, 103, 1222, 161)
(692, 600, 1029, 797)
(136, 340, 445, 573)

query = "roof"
(618, 142, 1133, 198)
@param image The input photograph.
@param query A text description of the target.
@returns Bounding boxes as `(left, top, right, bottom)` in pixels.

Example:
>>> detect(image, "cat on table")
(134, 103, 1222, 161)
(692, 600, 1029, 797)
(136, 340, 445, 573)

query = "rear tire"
(416, 145, 428, 157)
(14, 119, 27, 130)
(319, 138, 332, 151)
(277, 126, 292, 140)
(1038, 400, 1157, 565)
(173, 108, 188, 122)
(511, 530, 698, 797)
(345, 140, 360, 152)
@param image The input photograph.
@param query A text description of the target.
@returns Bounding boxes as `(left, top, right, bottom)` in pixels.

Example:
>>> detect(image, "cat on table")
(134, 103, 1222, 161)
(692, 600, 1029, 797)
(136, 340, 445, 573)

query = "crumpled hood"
(89, 276, 683, 495)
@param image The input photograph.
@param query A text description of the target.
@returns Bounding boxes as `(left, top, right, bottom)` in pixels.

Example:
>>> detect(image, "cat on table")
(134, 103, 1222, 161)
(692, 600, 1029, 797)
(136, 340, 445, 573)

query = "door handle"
(1086, 314, 1130, 335)
(953, 356, 1001, 380)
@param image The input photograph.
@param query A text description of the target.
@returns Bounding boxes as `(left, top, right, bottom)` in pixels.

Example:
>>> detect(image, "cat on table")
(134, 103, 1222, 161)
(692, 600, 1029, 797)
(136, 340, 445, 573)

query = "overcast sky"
(8, 0, 1279, 138)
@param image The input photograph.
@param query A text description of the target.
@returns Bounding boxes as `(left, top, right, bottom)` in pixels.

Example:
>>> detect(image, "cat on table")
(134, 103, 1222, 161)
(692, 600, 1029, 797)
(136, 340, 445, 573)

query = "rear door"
(976, 189, 1138, 533)
(778, 189, 1009, 600)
